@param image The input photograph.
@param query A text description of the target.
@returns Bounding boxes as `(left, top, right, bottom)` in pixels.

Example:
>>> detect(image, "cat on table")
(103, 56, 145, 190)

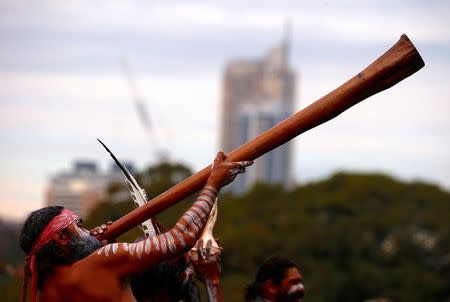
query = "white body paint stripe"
(172, 229, 187, 248)
(204, 185, 218, 194)
(185, 211, 203, 228)
(105, 244, 111, 256)
(203, 190, 217, 199)
(198, 195, 213, 202)
(159, 234, 167, 254)
(136, 241, 144, 258)
(112, 243, 119, 255)
(191, 206, 207, 219)
(196, 200, 212, 212)
(165, 233, 176, 254)
(97, 247, 105, 255)
(152, 236, 160, 251)
(183, 213, 201, 230)
(175, 222, 195, 238)
(182, 215, 200, 232)
(145, 238, 152, 255)
(123, 243, 129, 252)
(199, 191, 215, 200)
(129, 243, 136, 256)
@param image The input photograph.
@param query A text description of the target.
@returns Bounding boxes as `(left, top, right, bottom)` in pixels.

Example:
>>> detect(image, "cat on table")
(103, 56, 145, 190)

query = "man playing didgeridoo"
(20, 152, 252, 302)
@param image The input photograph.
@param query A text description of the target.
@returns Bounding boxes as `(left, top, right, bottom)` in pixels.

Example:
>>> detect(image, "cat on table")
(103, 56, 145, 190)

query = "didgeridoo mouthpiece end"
(362, 33, 425, 94)
(399, 34, 425, 69)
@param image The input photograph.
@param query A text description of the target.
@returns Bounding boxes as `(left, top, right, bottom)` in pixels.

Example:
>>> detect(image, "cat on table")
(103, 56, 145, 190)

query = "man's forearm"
(205, 280, 224, 302)
(93, 184, 219, 272)
(171, 184, 218, 250)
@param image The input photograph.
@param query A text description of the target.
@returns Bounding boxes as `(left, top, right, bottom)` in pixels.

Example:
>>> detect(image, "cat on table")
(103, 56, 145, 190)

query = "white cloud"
(1, 1, 449, 43)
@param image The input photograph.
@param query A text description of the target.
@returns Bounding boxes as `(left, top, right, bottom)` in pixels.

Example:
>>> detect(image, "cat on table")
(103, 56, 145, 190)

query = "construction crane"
(120, 58, 169, 163)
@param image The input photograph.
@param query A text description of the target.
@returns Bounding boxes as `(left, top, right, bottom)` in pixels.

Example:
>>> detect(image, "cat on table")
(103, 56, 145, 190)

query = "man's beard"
(66, 232, 102, 262)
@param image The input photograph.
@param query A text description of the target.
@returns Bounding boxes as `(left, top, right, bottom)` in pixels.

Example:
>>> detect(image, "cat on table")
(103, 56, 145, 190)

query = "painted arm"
(81, 152, 252, 277)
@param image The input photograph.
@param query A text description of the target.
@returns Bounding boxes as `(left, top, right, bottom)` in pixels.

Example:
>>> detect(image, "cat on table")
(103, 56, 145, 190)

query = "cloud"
(1, 1, 449, 220)
(1, 1, 449, 41)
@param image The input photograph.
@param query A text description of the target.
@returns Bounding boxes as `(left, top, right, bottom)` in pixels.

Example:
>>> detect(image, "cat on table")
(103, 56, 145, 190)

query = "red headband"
(22, 208, 78, 302)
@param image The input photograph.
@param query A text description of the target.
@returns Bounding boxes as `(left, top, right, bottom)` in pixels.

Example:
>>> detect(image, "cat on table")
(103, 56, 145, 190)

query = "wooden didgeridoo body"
(100, 34, 424, 241)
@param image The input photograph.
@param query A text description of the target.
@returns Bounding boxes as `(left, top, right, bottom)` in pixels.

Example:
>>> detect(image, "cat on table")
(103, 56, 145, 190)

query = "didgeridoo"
(100, 34, 424, 241)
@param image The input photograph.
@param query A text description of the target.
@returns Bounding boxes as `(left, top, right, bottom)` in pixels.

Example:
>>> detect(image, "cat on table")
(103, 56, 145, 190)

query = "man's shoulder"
(74, 244, 125, 272)
(46, 263, 83, 286)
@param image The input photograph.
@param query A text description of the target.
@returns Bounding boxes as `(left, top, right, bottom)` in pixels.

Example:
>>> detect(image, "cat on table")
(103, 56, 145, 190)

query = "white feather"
(125, 175, 157, 237)
(97, 139, 157, 237)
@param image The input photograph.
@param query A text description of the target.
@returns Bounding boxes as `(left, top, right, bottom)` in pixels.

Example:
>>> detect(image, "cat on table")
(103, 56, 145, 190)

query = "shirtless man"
(20, 152, 252, 302)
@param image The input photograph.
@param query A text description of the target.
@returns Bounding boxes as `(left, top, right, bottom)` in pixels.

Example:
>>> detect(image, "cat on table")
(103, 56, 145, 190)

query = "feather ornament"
(97, 138, 157, 237)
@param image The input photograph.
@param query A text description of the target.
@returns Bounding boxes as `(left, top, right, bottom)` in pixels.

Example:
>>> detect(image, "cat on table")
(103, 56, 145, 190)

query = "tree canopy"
(2, 162, 449, 301)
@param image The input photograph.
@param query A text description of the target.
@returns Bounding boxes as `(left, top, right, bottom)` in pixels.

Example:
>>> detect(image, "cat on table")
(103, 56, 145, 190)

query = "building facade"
(46, 160, 134, 217)
(220, 34, 296, 194)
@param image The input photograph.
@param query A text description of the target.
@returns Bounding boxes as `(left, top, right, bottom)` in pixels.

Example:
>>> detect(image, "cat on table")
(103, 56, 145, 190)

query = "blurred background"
(0, 1, 449, 301)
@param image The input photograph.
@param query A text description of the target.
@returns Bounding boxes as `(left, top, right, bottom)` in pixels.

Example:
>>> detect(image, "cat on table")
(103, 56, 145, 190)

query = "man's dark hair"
(20, 206, 101, 288)
(20, 206, 64, 254)
(20, 206, 65, 288)
(245, 257, 296, 301)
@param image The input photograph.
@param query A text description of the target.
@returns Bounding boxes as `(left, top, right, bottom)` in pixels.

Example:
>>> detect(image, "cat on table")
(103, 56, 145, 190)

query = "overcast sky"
(1, 0, 449, 221)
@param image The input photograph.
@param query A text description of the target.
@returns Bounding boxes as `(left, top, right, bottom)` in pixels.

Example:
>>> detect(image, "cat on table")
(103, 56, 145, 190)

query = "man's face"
(275, 267, 304, 302)
(63, 218, 102, 261)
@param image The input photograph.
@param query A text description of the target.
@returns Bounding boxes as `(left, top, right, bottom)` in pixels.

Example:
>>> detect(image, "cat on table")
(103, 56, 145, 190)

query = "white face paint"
(73, 220, 91, 238)
(287, 283, 304, 295)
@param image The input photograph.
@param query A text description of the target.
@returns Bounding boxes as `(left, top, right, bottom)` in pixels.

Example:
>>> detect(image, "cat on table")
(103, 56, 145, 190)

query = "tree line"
(1, 162, 449, 301)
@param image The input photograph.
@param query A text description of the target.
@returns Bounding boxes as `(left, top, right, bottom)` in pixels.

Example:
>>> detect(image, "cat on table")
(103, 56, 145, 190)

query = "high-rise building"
(46, 160, 135, 217)
(220, 27, 296, 194)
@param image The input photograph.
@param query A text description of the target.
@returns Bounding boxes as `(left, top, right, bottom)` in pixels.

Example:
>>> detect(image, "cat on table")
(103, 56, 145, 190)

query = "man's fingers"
(229, 167, 245, 176)
(205, 239, 213, 258)
(237, 160, 253, 167)
(196, 239, 204, 250)
(222, 175, 236, 186)
(228, 160, 253, 175)
(90, 226, 103, 236)
(214, 151, 226, 163)
(196, 239, 207, 260)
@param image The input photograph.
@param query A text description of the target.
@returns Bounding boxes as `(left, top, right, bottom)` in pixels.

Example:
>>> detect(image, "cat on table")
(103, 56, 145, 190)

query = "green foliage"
(214, 173, 450, 302)
(2, 165, 449, 301)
